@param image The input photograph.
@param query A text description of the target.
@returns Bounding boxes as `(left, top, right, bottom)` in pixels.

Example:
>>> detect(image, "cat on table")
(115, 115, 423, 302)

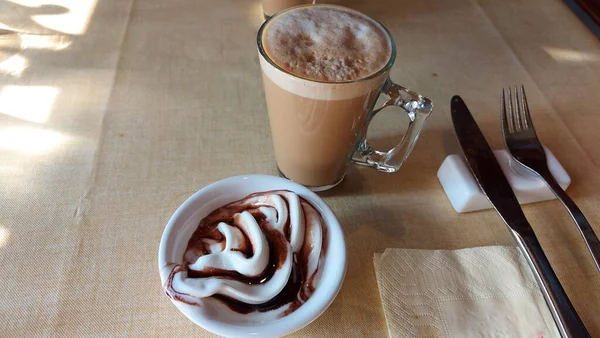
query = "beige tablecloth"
(1, 0, 599, 336)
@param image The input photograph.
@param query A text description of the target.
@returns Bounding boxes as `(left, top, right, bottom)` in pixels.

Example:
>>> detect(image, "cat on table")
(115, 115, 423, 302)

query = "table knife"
(450, 96, 589, 338)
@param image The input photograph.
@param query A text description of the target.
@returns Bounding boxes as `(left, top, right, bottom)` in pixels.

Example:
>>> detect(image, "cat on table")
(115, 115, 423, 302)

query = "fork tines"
(501, 85, 533, 134)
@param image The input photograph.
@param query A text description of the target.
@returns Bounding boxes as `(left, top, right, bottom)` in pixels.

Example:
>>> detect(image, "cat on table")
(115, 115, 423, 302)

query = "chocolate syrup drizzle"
(165, 190, 325, 317)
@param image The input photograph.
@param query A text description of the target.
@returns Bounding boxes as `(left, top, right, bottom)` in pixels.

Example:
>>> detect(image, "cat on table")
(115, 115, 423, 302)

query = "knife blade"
(450, 95, 589, 338)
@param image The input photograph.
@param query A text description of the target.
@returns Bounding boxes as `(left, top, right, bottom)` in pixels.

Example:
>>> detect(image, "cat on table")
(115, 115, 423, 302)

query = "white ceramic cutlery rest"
(438, 146, 570, 213)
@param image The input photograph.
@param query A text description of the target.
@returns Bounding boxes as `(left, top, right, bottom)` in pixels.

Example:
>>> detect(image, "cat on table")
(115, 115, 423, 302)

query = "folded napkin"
(374, 246, 560, 337)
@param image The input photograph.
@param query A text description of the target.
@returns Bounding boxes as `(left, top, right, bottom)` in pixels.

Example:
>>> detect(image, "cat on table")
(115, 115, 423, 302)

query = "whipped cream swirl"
(164, 190, 326, 316)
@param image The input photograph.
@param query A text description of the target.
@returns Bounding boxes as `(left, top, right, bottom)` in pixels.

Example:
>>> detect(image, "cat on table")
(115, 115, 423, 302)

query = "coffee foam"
(262, 6, 392, 83)
(260, 54, 388, 101)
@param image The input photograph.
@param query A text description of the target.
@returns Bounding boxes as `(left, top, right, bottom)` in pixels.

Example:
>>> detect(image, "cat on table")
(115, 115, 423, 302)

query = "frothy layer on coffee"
(164, 190, 326, 319)
(262, 6, 392, 82)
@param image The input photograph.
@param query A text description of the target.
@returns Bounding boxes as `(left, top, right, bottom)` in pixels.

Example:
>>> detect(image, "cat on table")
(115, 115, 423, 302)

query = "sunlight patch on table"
(0, 228, 8, 247)
(0, 54, 28, 77)
(0, 22, 18, 31)
(543, 47, 600, 63)
(0, 164, 21, 174)
(6, 0, 42, 6)
(0, 126, 63, 153)
(248, 1, 265, 28)
(20, 33, 71, 50)
(7, 0, 98, 35)
(0, 85, 59, 123)
(1, 30, 72, 53)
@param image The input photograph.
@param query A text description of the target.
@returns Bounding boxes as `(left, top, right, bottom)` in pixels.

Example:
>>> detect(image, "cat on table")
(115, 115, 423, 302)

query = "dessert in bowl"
(158, 175, 346, 337)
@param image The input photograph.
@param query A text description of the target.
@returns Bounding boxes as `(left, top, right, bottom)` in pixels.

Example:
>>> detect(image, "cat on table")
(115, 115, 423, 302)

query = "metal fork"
(501, 85, 600, 272)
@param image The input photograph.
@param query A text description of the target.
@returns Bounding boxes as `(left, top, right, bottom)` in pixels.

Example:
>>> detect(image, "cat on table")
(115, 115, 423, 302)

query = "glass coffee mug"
(257, 5, 433, 191)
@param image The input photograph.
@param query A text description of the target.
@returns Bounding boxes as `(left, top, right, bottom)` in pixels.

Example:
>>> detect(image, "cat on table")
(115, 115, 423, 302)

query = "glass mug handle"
(352, 78, 433, 172)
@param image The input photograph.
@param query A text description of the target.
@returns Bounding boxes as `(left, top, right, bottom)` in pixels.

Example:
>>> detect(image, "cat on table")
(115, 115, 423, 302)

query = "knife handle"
(513, 230, 590, 337)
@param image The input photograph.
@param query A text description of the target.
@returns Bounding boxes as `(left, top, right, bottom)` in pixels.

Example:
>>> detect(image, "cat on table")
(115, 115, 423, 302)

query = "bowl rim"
(157, 174, 347, 337)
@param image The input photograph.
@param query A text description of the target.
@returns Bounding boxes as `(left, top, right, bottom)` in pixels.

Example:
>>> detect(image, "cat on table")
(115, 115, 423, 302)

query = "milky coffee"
(259, 5, 392, 188)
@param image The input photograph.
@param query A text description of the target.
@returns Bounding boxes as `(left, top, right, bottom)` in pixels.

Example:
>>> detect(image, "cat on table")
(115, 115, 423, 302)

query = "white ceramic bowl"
(158, 175, 346, 337)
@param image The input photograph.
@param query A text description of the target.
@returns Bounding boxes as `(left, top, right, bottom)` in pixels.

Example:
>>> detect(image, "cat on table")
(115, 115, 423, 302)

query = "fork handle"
(540, 171, 600, 272)
(513, 230, 590, 337)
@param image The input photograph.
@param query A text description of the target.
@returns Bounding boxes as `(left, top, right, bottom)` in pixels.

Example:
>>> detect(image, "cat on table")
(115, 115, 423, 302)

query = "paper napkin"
(374, 246, 560, 337)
